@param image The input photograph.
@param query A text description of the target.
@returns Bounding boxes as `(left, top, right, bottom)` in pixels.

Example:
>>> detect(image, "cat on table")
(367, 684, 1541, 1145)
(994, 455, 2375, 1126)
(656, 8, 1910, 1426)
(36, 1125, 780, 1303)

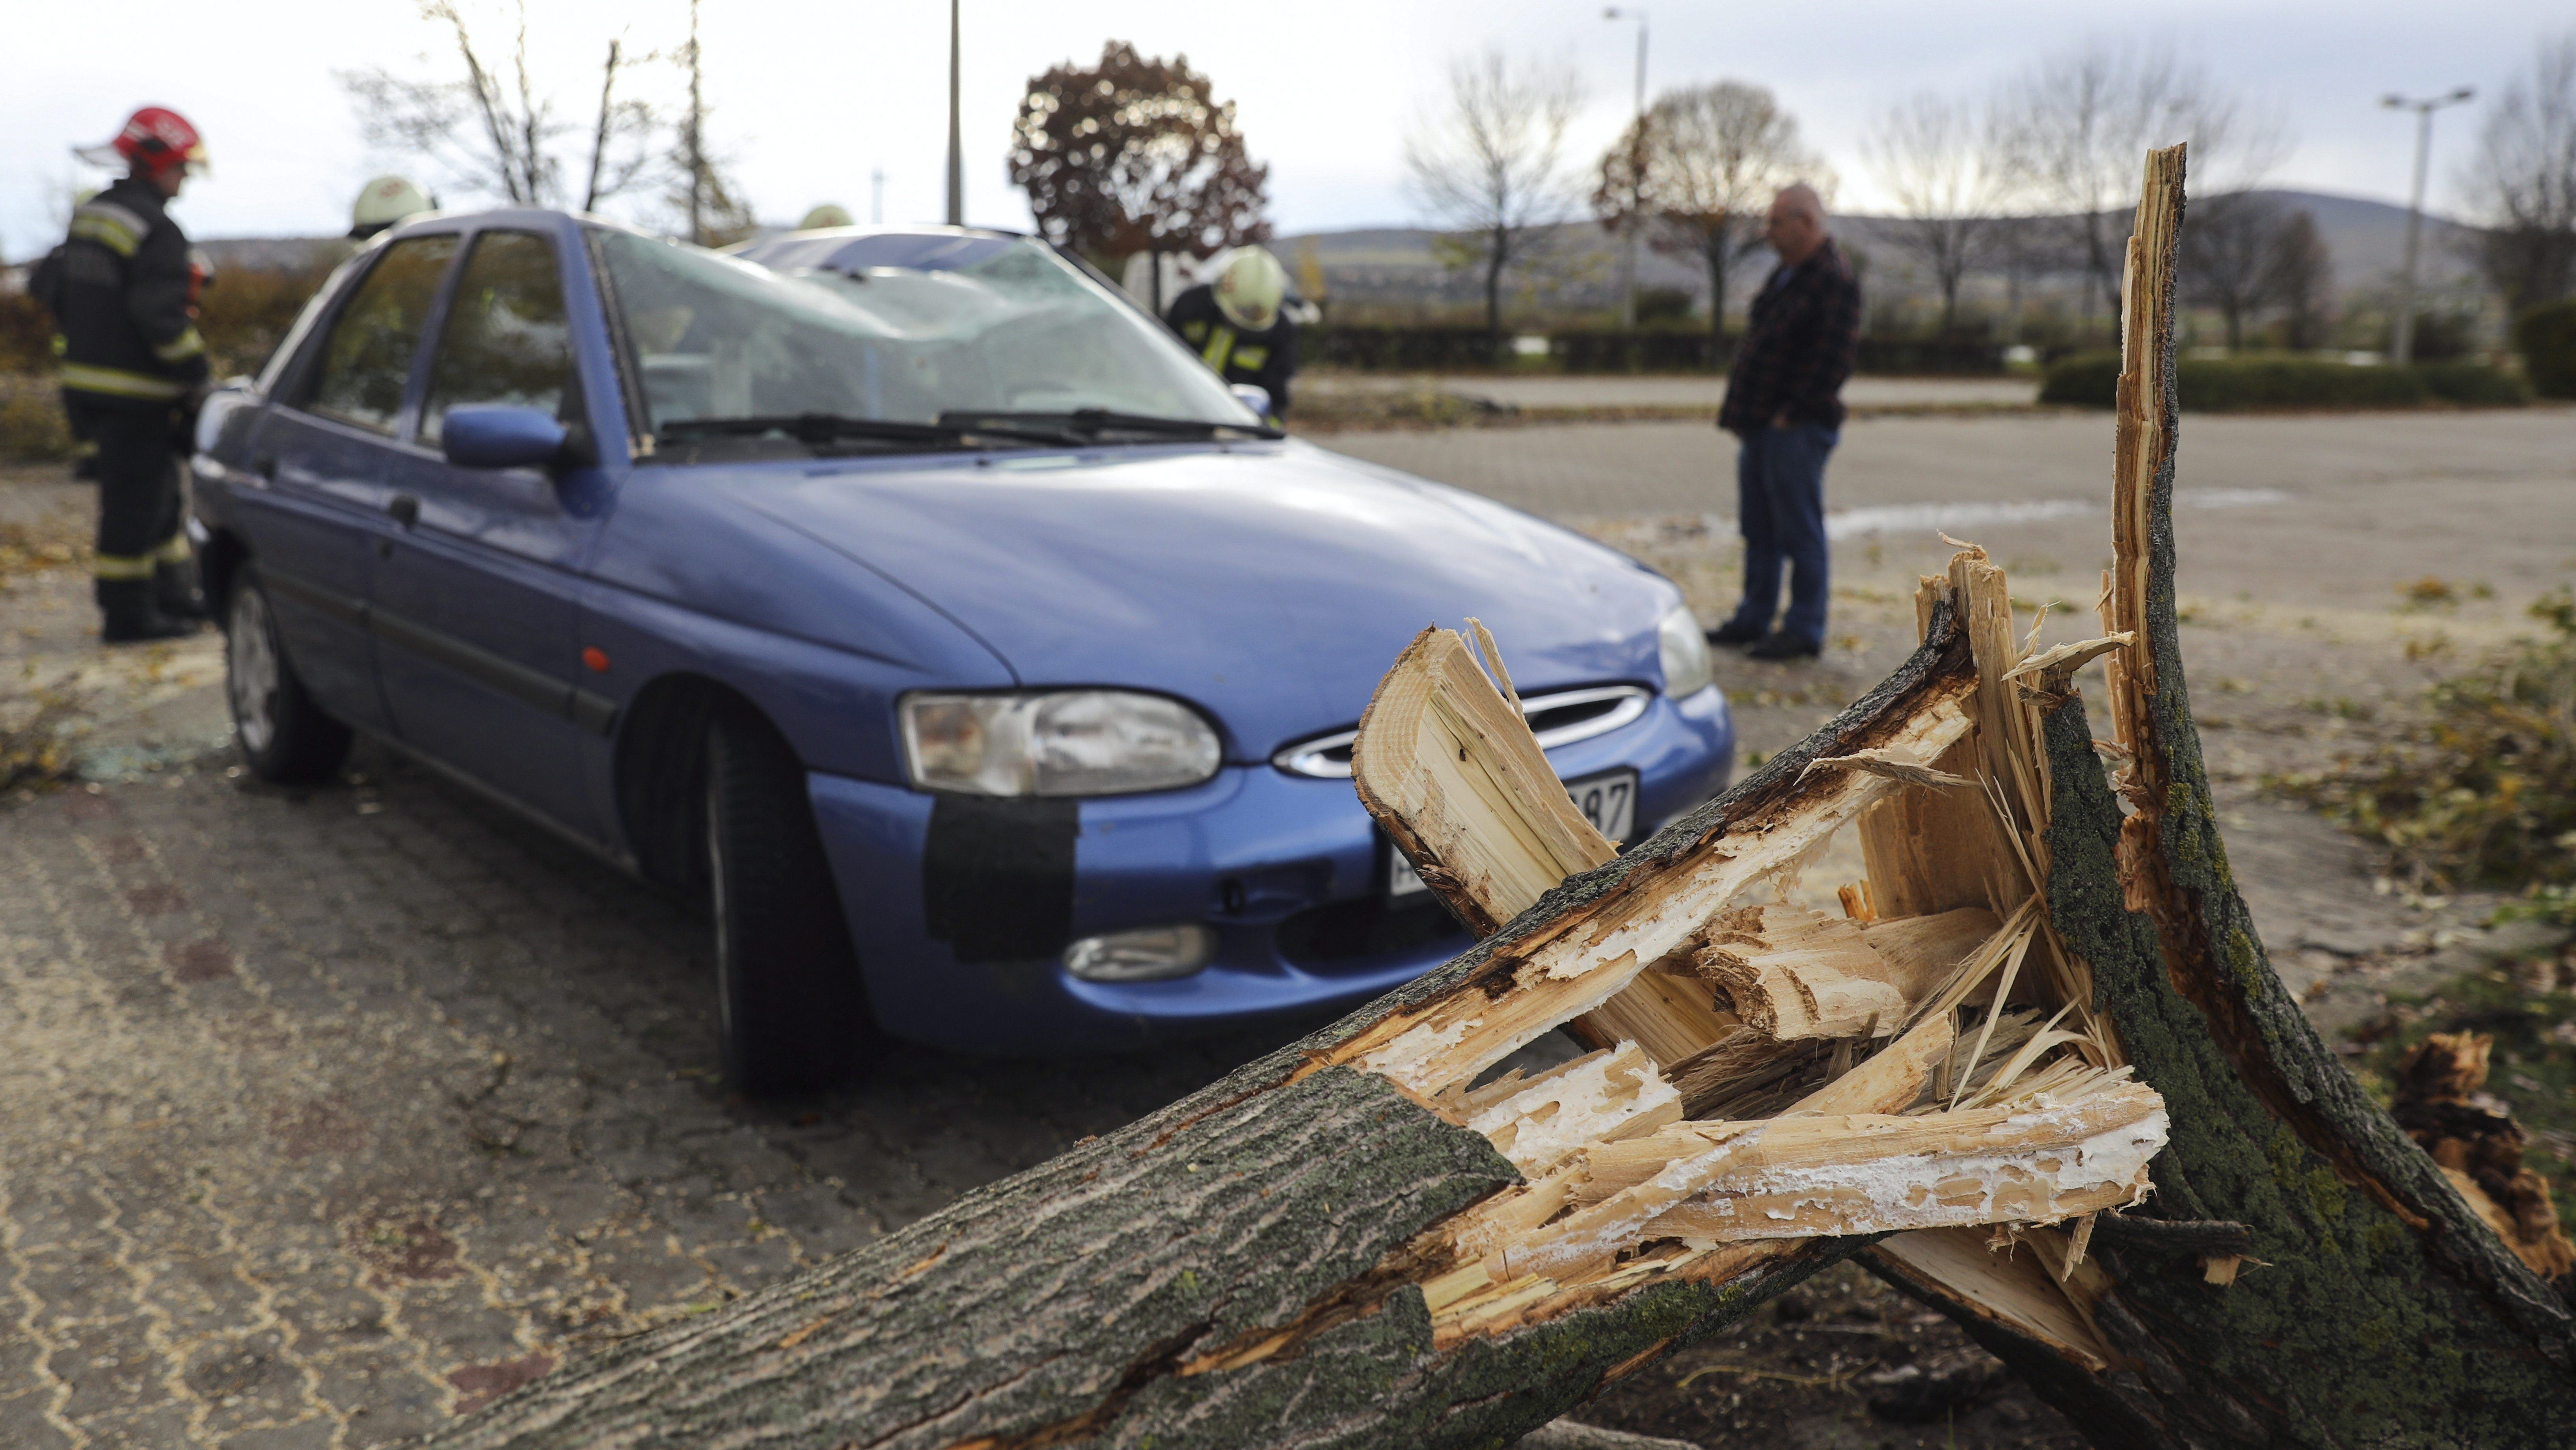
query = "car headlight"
(1657, 606, 1714, 698)
(901, 690, 1223, 796)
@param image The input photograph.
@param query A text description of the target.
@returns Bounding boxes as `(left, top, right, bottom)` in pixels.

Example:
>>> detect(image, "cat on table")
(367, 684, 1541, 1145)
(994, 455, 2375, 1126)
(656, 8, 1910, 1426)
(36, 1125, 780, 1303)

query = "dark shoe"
(153, 564, 209, 621)
(1746, 631, 1822, 661)
(1705, 620, 1768, 646)
(99, 578, 199, 644)
(102, 609, 198, 644)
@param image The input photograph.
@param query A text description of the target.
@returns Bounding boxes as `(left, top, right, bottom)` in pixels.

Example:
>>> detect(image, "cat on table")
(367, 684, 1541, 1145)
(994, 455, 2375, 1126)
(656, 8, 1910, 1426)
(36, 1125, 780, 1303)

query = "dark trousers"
(67, 395, 188, 611)
(1723, 423, 1837, 646)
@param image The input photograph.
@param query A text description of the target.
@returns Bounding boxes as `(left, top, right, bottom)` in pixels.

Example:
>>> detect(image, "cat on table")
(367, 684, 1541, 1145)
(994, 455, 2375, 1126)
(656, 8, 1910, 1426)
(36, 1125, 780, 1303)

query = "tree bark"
(1863, 143, 2576, 1448)
(415, 145, 2572, 1450)
(1703, 236, 1727, 355)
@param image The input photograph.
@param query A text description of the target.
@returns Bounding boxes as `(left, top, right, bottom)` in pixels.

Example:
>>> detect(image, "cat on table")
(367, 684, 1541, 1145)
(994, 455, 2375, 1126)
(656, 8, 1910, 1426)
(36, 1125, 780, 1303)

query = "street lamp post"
(945, 0, 964, 226)
(2380, 86, 2474, 365)
(1604, 8, 1646, 332)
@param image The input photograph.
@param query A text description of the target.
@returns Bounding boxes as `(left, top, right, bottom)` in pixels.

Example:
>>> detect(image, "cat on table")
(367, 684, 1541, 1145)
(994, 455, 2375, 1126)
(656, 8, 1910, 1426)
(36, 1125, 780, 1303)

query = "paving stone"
(218, 1416, 340, 1450)
(44, 1315, 169, 1420)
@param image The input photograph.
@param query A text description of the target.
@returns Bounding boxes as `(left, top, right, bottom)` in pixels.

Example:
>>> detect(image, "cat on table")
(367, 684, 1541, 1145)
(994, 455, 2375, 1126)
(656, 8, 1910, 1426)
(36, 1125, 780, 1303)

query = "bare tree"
(1863, 91, 2008, 334)
(1008, 41, 1272, 270)
(2181, 189, 2286, 349)
(1993, 40, 2280, 328)
(342, 1, 659, 214)
(2464, 30, 2576, 312)
(1406, 50, 1581, 354)
(646, 0, 763, 246)
(581, 37, 657, 213)
(2265, 207, 2335, 349)
(1594, 82, 1822, 345)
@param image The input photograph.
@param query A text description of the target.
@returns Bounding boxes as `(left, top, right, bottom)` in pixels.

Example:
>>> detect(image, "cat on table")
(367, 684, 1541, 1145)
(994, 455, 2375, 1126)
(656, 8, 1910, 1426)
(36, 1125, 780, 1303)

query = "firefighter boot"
(99, 578, 198, 644)
(153, 560, 209, 620)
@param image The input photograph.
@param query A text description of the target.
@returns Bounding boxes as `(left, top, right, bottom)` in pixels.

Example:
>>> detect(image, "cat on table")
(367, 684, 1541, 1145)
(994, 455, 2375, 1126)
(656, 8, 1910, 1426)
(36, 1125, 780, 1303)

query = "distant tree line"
(1396, 29, 2576, 359)
(276, 12, 2576, 367)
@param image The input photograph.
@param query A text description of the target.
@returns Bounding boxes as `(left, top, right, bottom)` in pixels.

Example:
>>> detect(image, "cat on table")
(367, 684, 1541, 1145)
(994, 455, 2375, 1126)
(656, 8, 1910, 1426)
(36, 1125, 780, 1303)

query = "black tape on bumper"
(921, 795, 1080, 964)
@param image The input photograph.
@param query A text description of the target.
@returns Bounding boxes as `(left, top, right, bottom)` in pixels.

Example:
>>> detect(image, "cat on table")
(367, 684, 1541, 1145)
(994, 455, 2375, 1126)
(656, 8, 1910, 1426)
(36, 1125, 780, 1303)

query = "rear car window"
(300, 235, 458, 434)
(420, 231, 576, 445)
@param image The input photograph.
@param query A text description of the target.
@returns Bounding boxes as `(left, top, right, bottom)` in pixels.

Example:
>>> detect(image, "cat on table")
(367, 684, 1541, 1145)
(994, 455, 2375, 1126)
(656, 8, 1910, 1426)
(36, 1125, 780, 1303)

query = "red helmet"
(76, 106, 209, 180)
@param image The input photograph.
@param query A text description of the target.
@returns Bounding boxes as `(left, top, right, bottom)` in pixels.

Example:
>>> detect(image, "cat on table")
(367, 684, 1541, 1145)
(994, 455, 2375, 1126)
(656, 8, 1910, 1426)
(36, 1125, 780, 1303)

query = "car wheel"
(704, 707, 875, 1094)
(225, 564, 353, 784)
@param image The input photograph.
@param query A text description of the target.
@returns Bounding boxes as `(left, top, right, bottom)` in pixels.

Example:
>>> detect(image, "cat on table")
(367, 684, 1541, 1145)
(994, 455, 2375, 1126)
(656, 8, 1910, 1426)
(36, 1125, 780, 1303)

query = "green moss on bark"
(2034, 691, 2576, 1446)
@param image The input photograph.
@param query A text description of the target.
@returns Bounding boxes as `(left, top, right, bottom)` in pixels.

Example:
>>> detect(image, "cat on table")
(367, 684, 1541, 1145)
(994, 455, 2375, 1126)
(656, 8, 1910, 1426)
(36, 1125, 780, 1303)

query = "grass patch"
(2278, 590, 2576, 893)
(2039, 352, 2530, 411)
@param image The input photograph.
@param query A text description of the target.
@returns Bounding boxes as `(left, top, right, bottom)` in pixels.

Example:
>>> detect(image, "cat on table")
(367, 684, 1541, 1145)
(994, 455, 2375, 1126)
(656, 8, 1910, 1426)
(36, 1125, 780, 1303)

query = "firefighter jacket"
(1164, 284, 1296, 417)
(30, 176, 210, 406)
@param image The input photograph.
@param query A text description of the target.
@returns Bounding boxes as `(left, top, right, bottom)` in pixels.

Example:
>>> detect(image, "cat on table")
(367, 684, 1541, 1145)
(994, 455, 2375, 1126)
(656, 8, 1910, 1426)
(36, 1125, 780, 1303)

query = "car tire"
(224, 563, 353, 785)
(704, 707, 875, 1094)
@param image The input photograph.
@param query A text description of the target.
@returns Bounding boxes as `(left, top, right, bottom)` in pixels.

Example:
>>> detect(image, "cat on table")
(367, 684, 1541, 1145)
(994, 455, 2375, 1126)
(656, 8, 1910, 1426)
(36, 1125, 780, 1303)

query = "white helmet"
(1211, 246, 1288, 331)
(798, 204, 855, 230)
(350, 175, 434, 238)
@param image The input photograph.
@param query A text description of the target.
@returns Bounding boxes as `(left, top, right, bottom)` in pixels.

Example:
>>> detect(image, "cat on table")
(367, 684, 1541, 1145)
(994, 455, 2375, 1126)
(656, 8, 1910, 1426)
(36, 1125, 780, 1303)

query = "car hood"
(733, 441, 1679, 759)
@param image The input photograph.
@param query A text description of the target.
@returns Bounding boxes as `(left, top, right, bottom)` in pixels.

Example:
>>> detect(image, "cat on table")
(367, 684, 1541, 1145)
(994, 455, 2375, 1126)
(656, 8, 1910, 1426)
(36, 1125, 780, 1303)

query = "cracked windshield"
(596, 229, 1251, 439)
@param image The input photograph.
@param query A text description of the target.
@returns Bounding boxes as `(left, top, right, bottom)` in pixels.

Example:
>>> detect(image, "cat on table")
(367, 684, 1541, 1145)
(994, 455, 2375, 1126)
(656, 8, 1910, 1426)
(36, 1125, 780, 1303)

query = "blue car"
(191, 211, 1734, 1091)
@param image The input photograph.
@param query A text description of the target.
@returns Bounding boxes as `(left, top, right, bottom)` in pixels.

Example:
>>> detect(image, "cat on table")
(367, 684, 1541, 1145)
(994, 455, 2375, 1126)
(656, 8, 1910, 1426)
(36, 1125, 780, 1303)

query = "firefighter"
(348, 174, 434, 240)
(28, 107, 213, 642)
(1164, 247, 1297, 421)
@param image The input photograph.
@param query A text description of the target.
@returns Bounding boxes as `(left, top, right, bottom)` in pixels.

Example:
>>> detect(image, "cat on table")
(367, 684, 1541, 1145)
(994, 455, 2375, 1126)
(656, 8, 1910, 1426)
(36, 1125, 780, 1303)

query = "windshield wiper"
(656, 413, 1072, 451)
(937, 408, 1285, 442)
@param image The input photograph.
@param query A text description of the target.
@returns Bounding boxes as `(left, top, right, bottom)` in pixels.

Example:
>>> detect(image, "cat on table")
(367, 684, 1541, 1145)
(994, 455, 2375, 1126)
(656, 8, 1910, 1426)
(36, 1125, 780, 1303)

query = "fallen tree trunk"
(421, 587, 2030, 1450)
(418, 145, 2572, 1450)
(1853, 143, 2576, 1447)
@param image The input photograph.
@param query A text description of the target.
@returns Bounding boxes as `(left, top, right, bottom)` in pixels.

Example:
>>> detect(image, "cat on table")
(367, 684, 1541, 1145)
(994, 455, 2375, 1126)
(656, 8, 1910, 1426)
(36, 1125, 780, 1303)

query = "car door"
(369, 226, 607, 837)
(233, 233, 461, 733)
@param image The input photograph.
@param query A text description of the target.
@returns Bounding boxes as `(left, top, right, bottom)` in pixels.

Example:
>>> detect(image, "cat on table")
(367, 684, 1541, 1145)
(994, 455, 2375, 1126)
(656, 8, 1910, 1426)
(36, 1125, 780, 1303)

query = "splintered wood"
(1350, 627, 1616, 936)
(1344, 560, 2168, 1351)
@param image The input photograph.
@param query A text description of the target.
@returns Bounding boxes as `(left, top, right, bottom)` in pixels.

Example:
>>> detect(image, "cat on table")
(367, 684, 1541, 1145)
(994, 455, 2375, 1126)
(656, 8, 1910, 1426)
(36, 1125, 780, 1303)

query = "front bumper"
(809, 685, 1732, 1054)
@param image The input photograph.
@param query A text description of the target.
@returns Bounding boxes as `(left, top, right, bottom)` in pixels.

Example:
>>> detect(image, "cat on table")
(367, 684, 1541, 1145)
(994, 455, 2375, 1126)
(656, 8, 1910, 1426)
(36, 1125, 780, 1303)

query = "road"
(2, 403, 2569, 1448)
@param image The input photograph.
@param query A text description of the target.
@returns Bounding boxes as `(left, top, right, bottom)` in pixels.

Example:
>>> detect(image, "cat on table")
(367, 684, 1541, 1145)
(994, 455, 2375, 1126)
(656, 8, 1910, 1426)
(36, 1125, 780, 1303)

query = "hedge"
(2417, 360, 2535, 406)
(2518, 299, 2576, 400)
(1303, 326, 2002, 375)
(2039, 352, 2530, 410)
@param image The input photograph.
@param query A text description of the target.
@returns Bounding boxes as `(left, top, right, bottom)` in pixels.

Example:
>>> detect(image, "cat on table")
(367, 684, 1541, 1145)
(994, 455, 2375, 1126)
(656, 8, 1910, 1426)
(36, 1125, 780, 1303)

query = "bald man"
(1709, 184, 1861, 661)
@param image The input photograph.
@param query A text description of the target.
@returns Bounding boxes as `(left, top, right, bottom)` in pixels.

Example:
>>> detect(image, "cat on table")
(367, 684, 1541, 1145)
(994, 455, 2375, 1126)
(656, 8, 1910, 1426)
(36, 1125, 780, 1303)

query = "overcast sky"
(3, 0, 2565, 257)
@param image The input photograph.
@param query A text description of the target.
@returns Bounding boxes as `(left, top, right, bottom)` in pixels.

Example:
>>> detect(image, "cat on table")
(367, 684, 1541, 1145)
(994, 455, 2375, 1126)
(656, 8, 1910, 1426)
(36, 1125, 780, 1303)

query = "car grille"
(1270, 684, 1651, 780)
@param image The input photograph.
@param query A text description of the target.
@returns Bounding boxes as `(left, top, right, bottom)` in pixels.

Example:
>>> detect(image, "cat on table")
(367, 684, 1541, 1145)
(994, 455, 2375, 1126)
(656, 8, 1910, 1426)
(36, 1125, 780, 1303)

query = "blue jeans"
(1723, 423, 1837, 646)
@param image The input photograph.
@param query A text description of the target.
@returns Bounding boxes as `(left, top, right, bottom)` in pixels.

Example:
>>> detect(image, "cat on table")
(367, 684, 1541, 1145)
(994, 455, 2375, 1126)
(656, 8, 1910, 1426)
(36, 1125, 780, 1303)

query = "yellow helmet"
(799, 204, 855, 230)
(1212, 246, 1288, 331)
(350, 175, 434, 238)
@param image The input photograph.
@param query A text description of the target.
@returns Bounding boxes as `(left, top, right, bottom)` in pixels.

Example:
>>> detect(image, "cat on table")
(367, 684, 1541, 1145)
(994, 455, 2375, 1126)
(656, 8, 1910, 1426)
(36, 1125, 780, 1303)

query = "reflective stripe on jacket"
(44, 177, 210, 405)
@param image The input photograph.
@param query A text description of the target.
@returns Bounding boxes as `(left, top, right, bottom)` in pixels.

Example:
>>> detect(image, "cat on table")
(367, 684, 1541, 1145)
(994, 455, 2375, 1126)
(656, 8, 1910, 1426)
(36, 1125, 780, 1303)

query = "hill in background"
(1274, 190, 2484, 322)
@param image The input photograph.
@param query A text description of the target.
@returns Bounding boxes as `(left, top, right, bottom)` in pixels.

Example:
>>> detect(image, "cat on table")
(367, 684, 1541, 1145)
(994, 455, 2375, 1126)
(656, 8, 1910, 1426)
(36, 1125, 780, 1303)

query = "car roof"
(368, 212, 1039, 277)
(728, 225, 1031, 275)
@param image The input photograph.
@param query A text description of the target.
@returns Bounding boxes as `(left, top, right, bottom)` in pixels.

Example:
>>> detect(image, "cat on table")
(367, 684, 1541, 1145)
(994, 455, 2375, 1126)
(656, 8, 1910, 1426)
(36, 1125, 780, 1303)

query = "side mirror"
(1229, 383, 1272, 420)
(441, 404, 574, 471)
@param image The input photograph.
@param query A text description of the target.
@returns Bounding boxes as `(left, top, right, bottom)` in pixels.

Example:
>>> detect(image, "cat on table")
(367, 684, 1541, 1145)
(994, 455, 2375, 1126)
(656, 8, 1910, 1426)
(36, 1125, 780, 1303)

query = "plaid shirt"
(1717, 237, 1861, 433)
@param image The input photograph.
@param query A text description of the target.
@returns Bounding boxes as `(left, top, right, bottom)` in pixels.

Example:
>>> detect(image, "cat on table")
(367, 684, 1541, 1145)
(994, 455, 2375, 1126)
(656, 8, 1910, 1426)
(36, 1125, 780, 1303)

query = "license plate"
(1388, 768, 1639, 898)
